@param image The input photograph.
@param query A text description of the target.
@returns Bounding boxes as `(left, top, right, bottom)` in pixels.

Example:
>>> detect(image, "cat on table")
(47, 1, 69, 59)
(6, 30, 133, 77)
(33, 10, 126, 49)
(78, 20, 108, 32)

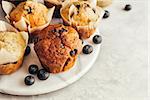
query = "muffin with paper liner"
(60, 1, 104, 39)
(0, 20, 28, 75)
(1, 0, 55, 34)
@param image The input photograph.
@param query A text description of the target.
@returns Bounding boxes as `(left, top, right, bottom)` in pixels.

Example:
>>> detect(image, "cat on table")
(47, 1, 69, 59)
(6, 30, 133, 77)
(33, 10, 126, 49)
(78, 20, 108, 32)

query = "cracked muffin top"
(10, 1, 48, 28)
(34, 24, 82, 73)
(61, 1, 100, 26)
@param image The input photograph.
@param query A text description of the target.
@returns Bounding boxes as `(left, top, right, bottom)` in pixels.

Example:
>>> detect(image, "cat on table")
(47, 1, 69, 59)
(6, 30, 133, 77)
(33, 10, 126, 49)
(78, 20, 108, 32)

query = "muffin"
(97, 0, 112, 7)
(44, 0, 76, 17)
(2, 0, 55, 33)
(34, 24, 82, 73)
(0, 21, 28, 75)
(60, 1, 104, 39)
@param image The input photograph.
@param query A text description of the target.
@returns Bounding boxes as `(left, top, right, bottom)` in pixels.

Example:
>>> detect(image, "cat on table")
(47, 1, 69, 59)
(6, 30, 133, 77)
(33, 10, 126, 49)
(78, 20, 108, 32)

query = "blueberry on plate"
(28, 64, 39, 75)
(124, 4, 132, 11)
(24, 75, 35, 86)
(25, 46, 31, 56)
(93, 35, 102, 44)
(103, 10, 110, 18)
(37, 69, 49, 80)
(70, 49, 78, 56)
(82, 45, 93, 54)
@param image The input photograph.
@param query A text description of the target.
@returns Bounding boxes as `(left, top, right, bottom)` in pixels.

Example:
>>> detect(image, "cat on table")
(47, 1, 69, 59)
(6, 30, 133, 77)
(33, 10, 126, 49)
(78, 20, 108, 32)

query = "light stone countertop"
(0, 0, 148, 100)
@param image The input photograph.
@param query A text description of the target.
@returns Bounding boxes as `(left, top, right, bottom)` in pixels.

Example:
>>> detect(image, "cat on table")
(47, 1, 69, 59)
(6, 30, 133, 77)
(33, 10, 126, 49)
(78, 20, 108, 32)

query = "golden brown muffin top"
(61, 1, 99, 26)
(10, 1, 48, 28)
(34, 24, 82, 73)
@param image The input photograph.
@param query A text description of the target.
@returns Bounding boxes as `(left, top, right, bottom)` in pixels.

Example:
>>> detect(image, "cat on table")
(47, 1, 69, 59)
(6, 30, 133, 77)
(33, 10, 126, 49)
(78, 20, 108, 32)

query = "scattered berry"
(124, 4, 132, 11)
(82, 45, 93, 54)
(25, 46, 31, 56)
(93, 35, 102, 44)
(24, 75, 35, 86)
(28, 64, 39, 75)
(70, 49, 78, 56)
(103, 10, 110, 18)
(37, 69, 49, 80)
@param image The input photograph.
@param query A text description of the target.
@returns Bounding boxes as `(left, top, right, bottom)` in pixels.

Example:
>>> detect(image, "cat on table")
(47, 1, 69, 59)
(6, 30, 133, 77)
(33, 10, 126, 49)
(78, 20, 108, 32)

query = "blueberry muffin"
(0, 21, 28, 75)
(60, 1, 104, 39)
(34, 24, 82, 73)
(2, 0, 55, 33)
(0, 32, 27, 74)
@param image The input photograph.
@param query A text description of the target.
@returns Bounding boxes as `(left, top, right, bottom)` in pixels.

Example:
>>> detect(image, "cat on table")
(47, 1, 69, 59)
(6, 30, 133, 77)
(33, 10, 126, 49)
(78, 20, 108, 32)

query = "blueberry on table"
(93, 35, 102, 44)
(103, 10, 110, 19)
(25, 46, 31, 56)
(82, 45, 93, 54)
(24, 75, 35, 86)
(37, 69, 50, 80)
(28, 64, 39, 75)
(124, 4, 132, 11)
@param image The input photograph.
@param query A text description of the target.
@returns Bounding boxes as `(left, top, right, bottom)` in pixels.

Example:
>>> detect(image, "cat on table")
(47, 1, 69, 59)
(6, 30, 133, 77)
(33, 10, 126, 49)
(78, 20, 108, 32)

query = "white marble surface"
(0, 0, 148, 99)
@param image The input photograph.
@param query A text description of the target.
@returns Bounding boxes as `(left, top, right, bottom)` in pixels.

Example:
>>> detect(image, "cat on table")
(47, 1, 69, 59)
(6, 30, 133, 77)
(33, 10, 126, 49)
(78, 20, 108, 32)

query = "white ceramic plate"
(0, 9, 101, 96)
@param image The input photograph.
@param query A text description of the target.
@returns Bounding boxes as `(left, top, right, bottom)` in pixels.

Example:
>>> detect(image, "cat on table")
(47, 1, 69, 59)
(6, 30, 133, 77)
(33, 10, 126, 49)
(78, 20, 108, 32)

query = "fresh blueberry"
(103, 10, 110, 19)
(28, 64, 39, 75)
(82, 45, 93, 54)
(82, 40, 84, 44)
(70, 49, 78, 56)
(24, 75, 35, 86)
(37, 69, 49, 80)
(124, 4, 132, 11)
(25, 46, 31, 56)
(93, 35, 102, 44)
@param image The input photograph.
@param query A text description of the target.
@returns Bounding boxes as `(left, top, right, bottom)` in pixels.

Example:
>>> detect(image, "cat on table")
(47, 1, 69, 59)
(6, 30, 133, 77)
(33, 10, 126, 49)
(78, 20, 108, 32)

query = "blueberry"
(24, 75, 35, 86)
(124, 4, 132, 11)
(28, 64, 39, 75)
(82, 40, 84, 44)
(76, 5, 80, 9)
(103, 10, 110, 19)
(37, 69, 49, 80)
(70, 49, 78, 56)
(25, 46, 31, 56)
(93, 35, 102, 44)
(82, 45, 93, 54)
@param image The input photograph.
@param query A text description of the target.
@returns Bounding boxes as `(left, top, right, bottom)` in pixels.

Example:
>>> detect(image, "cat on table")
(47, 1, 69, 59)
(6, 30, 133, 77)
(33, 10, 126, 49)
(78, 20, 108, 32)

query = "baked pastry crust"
(34, 24, 82, 73)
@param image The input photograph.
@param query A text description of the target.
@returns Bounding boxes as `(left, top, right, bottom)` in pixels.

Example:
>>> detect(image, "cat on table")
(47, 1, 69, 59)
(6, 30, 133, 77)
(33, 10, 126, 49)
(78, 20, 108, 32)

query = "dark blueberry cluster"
(82, 35, 102, 54)
(24, 64, 50, 86)
(51, 28, 67, 34)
